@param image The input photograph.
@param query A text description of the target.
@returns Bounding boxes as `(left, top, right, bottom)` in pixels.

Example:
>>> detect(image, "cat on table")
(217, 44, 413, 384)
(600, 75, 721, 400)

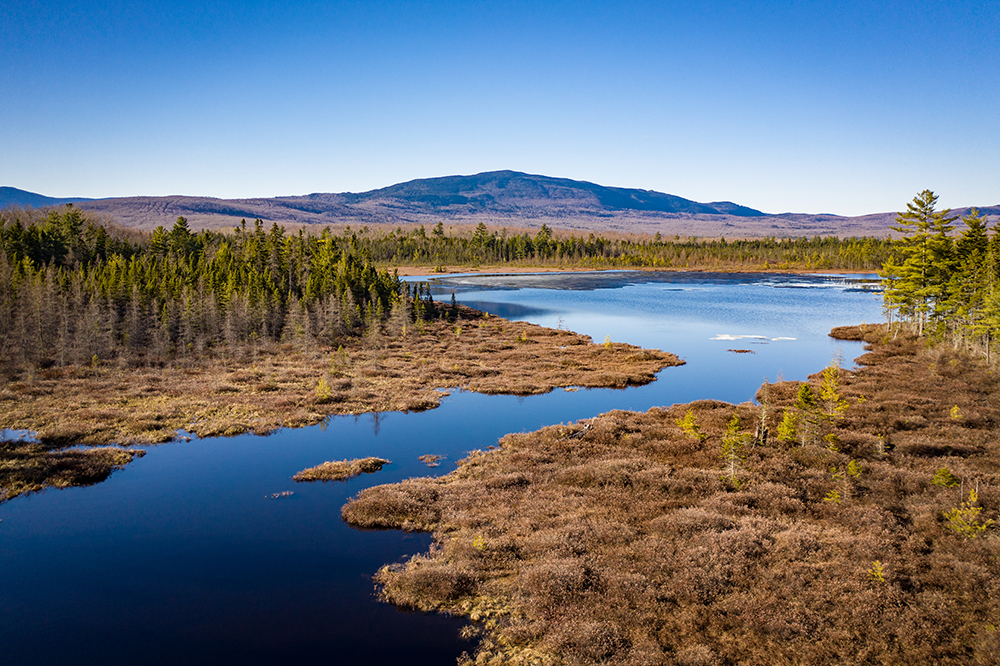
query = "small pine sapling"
(776, 409, 797, 444)
(944, 489, 994, 539)
(315, 375, 333, 403)
(932, 467, 961, 487)
(795, 383, 816, 410)
(676, 408, 705, 441)
(720, 414, 750, 488)
(819, 363, 849, 422)
(824, 432, 841, 452)
(847, 459, 863, 478)
(794, 383, 818, 445)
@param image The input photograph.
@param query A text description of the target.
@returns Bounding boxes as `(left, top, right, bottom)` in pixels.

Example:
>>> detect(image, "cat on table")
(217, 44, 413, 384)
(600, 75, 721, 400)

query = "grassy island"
(343, 324, 1000, 665)
(293, 457, 392, 482)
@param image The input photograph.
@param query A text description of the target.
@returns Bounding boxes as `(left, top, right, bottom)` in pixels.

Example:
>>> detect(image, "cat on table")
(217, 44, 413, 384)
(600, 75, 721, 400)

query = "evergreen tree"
(946, 209, 991, 346)
(881, 190, 956, 334)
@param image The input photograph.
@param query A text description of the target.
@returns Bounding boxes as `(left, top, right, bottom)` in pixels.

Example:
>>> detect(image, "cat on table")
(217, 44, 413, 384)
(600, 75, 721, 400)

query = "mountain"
(330, 171, 766, 217)
(0, 187, 94, 208)
(3, 172, 997, 238)
(0, 172, 766, 229)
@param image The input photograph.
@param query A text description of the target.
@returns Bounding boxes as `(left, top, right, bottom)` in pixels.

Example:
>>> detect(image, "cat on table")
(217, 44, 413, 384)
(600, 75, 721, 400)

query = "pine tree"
(881, 190, 956, 335)
(776, 409, 797, 444)
(946, 209, 991, 349)
(720, 414, 750, 487)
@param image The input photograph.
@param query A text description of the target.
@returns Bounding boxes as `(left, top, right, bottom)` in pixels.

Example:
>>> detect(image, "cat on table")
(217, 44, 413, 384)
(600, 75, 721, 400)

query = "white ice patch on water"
(711, 334, 769, 341)
(771, 337, 797, 341)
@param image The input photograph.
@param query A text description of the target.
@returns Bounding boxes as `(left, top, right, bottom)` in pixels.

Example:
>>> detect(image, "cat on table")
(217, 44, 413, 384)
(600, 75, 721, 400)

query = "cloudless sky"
(2, 0, 997, 215)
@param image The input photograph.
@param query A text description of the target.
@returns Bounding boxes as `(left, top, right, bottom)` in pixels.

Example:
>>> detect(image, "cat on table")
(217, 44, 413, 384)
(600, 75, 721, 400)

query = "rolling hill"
(3, 172, 996, 238)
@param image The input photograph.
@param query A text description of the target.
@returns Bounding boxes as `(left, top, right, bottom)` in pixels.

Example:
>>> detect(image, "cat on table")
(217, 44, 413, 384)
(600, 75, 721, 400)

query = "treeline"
(0, 204, 905, 373)
(881, 190, 1000, 357)
(354, 221, 892, 271)
(0, 208, 439, 373)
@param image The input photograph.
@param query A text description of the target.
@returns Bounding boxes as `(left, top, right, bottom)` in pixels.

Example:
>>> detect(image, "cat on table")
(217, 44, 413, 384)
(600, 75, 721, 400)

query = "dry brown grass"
(0, 442, 141, 502)
(343, 324, 1000, 665)
(0, 305, 681, 502)
(293, 457, 391, 482)
(420, 454, 445, 468)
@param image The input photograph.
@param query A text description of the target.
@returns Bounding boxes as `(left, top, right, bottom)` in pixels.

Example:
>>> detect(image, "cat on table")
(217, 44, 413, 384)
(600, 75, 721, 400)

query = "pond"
(0, 271, 884, 665)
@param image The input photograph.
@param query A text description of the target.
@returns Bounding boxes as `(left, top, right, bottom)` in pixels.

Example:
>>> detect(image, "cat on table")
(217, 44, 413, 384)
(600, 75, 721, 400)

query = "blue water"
(430, 270, 884, 405)
(0, 271, 884, 665)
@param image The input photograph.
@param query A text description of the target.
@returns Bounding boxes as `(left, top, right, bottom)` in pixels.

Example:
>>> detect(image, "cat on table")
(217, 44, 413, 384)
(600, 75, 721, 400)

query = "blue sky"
(2, 0, 997, 215)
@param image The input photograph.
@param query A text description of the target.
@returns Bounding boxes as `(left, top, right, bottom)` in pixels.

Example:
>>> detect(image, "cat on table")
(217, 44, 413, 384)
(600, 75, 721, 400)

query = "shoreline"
(0, 305, 682, 502)
(392, 264, 879, 277)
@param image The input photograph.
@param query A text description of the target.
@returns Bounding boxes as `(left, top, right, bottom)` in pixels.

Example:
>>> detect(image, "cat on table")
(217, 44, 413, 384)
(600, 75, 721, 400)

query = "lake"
(0, 271, 883, 665)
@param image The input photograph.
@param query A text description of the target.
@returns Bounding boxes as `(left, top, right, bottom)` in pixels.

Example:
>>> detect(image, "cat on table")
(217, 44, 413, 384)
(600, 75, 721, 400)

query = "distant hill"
(3, 172, 997, 238)
(330, 171, 767, 217)
(0, 186, 93, 208)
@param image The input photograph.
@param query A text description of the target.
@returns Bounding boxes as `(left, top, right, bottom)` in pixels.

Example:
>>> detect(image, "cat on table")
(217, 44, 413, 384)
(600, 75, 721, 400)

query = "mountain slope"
(0, 187, 93, 208)
(4, 173, 997, 238)
(330, 171, 765, 216)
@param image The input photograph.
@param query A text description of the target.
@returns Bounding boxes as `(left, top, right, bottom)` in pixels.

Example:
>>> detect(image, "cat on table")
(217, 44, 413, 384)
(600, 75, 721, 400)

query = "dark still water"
(0, 271, 883, 665)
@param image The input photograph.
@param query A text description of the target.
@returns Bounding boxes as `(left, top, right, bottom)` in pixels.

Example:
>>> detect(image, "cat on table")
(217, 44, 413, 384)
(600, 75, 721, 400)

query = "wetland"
(2, 270, 912, 665)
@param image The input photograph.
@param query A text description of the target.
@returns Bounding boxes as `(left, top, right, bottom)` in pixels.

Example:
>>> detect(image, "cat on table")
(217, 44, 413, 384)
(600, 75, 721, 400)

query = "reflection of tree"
(371, 411, 386, 436)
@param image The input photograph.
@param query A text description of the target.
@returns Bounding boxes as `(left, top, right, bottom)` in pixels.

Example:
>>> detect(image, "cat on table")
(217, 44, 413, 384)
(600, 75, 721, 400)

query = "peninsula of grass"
(342, 324, 1000, 665)
(0, 443, 141, 503)
(0, 305, 681, 502)
(294, 457, 391, 482)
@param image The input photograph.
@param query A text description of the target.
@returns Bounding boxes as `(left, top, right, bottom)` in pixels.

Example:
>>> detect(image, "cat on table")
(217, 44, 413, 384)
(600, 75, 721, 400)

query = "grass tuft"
(293, 457, 390, 482)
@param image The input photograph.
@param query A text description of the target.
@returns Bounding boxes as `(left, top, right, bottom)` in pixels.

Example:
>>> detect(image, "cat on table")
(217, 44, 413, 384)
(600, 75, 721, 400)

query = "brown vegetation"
(293, 457, 391, 482)
(0, 441, 141, 502)
(342, 324, 1000, 665)
(420, 454, 445, 468)
(0, 305, 681, 502)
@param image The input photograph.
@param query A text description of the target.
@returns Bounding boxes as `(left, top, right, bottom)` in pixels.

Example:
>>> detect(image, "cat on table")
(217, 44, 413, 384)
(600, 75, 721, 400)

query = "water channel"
(0, 271, 884, 665)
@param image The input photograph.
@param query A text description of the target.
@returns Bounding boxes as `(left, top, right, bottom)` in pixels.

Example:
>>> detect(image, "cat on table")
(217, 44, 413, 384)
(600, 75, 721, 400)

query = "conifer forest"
(0, 206, 896, 374)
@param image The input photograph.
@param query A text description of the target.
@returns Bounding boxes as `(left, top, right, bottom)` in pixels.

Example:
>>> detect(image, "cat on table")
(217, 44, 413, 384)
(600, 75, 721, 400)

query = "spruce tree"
(946, 209, 990, 346)
(882, 190, 956, 335)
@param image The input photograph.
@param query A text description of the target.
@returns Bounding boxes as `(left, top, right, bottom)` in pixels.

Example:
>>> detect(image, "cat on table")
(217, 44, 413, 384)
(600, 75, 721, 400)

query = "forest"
(881, 190, 1000, 358)
(0, 208, 432, 374)
(0, 205, 895, 375)
(351, 220, 891, 271)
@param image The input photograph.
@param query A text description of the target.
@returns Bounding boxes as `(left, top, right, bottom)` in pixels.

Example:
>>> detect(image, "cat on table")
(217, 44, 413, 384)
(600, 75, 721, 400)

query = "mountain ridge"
(3, 172, 997, 238)
(0, 186, 94, 208)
